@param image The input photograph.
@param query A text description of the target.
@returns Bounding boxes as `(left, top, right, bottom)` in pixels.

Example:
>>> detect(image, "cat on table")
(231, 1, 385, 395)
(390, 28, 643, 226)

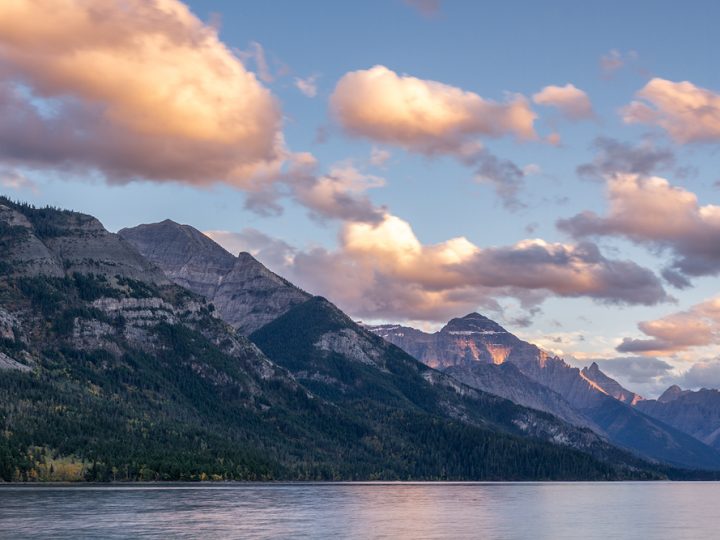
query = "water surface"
(1, 482, 717, 539)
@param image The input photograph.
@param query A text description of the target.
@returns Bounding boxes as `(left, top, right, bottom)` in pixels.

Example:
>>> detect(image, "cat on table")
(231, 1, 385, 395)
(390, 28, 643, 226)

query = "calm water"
(1, 482, 718, 539)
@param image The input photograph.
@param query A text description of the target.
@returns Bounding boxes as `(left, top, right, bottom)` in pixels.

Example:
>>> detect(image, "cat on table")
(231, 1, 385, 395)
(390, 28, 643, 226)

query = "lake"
(1, 482, 718, 539)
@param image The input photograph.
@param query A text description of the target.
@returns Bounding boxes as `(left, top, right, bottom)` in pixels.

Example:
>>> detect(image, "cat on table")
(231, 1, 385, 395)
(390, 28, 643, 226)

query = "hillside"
(0, 199, 665, 481)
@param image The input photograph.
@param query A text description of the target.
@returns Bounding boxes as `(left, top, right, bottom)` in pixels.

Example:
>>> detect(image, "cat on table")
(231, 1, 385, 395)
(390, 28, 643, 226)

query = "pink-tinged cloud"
(0, 169, 38, 193)
(618, 296, 720, 355)
(330, 65, 537, 155)
(403, 0, 442, 18)
(291, 160, 387, 223)
(210, 213, 668, 322)
(294, 75, 318, 98)
(558, 174, 720, 280)
(0, 0, 283, 187)
(533, 84, 594, 120)
(623, 78, 720, 143)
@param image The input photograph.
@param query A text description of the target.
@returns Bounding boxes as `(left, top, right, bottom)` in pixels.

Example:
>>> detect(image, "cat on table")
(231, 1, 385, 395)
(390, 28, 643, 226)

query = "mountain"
(119, 220, 310, 335)
(0, 199, 666, 481)
(368, 314, 720, 470)
(636, 387, 720, 450)
(581, 362, 643, 405)
(114, 217, 683, 479)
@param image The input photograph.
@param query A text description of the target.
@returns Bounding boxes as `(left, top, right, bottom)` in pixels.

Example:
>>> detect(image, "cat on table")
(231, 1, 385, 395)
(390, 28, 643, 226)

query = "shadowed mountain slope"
(369, 314, 720, 470)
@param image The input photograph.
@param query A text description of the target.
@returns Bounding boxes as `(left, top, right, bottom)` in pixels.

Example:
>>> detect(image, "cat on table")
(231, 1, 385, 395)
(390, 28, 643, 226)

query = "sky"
(1, 0, 720, 396)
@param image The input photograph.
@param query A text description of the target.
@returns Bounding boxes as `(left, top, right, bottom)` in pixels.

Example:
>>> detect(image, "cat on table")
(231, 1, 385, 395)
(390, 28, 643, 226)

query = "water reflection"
(1, 482, 719, 539)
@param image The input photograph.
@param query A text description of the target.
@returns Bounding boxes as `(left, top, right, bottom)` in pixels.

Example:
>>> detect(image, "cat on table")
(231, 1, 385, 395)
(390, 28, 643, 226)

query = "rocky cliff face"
(1, 203, 167, 283)
(119, 221, 310, 335)
(581, 362, 643, 405)
(368, 313, 720, 470)
(636, 387, 720, 450)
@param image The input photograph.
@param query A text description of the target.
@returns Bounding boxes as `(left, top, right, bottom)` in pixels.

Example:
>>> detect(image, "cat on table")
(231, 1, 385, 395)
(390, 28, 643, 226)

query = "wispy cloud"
(294, 75, 318, 98)
(0, 169, 39, 193)
(403, 0, 442, 18)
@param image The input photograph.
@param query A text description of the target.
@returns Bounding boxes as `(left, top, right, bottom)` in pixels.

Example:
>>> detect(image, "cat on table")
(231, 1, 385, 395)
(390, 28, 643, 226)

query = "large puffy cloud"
(532, 84, 594, 120)
(330, 65, 536, 209)
(558, 174, 720, 280)
(210, 213, 668, 322)
(617, 296, 720, 356)
(623, 78, 720, 143)
(330, 65, 536, 154)
(0, 0, 283, 187)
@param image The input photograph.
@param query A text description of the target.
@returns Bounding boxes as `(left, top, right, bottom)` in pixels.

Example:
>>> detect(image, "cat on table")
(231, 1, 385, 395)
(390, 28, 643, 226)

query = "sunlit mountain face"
(1, 1, 720, 404)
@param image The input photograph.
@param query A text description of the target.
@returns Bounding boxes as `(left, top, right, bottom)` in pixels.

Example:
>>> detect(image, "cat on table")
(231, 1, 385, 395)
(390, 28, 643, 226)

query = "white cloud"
(533, 84, 594, 120)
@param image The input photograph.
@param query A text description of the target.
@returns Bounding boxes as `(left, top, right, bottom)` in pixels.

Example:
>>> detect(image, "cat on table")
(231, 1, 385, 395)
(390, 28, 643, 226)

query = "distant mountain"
(581, 362, 643, 405)
(119, 220, 310, 335)
(0, 200, 664, 481)
(368, 313, 720, 470)
(636, 387, 720, 450)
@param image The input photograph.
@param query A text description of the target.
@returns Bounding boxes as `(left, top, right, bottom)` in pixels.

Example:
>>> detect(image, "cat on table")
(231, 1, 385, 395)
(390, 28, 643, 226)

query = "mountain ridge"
(0, 199, 667, 481)
(367, 313, 720, 470)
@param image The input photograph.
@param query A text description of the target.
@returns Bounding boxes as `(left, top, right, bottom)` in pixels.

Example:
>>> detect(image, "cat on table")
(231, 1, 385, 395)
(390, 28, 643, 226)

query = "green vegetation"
(0, 202, 668, 482)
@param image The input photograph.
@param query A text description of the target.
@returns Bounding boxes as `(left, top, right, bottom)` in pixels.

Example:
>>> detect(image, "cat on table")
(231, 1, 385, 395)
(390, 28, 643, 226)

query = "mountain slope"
(369, 313, 720, 470)
(581, 362, 643, 405)
(0, 199, 664, 481)
(636, 387, 720, 450)
(250, 296, 661, 476)
(119, 220, 310, 334)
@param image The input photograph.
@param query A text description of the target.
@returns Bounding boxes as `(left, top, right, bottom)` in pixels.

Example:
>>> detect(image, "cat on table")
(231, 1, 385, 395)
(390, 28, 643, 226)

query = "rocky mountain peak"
(441, 313, 508, 335)
(658, 385, 686, 403)
(119, 221, 311, 335)
(580, 362, 643, 405)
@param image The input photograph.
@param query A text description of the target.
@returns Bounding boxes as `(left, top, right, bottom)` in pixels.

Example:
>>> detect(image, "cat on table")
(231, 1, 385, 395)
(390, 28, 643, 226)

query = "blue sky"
(2, 0, 720, 395)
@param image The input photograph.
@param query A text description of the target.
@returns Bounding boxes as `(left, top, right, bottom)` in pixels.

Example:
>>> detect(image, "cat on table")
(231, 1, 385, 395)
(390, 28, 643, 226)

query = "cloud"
(211, 213, 668, 322)
(617, 296, 720, 355)
(237, 41, 274, 83)
(532, 84, 594, 120)
(205, 228, 296, 270)
(330, 65, 537, 209)
(403, 0, 442, 17)
(473, 151, 527, 209)
(294, 75, 318, 98)
(623, 78, 720, 143)
(593, 357, 674, 384)
(290, 160, 387, 223)
(370, 147, 391, 167)
(576, 138, 676, 181)
(558, 174, 720, 280)
(682, 361, 720, 389)
(330, 65, 536, 155)
(600, 49, 638, 77)
(0, 169, 38, 193)
(0, 0, 284, 188)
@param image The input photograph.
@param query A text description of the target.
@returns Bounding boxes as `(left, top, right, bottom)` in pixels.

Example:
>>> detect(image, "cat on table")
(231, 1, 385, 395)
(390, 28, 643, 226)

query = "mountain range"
(1, 196, 719, 481)
(367, 314, 720, 470)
